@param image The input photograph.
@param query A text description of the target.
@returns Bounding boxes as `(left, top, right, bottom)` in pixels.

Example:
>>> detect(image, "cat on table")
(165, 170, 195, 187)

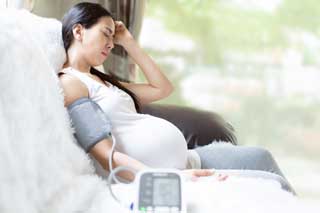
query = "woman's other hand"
(113, 21, 134, 47)
(182, 169, 228, 182)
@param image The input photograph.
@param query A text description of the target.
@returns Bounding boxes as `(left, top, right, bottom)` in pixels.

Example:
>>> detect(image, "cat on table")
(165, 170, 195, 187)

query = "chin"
(92, 64, 105, 72)
(90, 60, 104, 68)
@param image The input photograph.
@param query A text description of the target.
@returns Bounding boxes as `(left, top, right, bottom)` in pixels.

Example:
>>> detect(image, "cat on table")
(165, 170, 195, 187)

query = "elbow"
(88, 139, 113, 171)
(163, 83, 174, 98)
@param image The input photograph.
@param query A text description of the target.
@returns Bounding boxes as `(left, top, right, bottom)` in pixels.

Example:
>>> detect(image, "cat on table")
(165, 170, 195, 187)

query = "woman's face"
(80, 16, 115, 66)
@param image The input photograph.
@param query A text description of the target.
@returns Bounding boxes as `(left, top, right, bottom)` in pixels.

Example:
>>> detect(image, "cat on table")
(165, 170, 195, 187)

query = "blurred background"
(137, 0, 320, 202)
(1, 0, 319, 203)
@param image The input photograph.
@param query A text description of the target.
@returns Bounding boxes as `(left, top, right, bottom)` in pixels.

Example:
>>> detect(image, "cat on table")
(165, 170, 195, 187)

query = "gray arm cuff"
(67, 97, 112, 153)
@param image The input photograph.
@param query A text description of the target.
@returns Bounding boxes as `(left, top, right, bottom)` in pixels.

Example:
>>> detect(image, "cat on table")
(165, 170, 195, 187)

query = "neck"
(65, 45, 91, 73)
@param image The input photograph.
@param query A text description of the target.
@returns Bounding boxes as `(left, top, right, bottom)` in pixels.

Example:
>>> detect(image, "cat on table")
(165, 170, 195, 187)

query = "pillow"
(8, 9, 66, 73)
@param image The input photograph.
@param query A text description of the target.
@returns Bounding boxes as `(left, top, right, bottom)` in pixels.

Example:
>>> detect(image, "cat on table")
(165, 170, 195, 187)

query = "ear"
(72, 24, 84, 41)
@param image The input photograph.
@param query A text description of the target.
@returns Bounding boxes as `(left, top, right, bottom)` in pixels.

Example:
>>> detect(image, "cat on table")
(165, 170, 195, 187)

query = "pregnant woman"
(58, 2, 294, 193)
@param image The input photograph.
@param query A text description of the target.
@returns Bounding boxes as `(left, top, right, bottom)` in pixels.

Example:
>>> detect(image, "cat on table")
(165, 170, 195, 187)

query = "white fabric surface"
(0, 8, 114, 213)
(111, 175, 319, 213)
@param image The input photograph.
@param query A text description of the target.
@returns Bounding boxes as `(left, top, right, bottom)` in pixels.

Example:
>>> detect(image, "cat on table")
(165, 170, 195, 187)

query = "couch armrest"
(140, 104, 237, 149)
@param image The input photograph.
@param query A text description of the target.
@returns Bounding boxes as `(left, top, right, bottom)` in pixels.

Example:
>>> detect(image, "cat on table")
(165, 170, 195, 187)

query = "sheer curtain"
(103, 0, 146, 82)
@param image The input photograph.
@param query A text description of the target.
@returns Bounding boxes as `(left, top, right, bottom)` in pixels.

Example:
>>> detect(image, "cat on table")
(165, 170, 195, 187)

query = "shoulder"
(58, 72, 89, 106)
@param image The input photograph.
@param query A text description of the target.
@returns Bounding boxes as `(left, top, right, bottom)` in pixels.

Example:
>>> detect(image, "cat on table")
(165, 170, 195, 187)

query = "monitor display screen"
(152, 178, 180, 207)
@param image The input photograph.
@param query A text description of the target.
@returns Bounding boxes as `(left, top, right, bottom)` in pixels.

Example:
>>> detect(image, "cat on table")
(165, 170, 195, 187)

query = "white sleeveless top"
(61, 67, 192, 171)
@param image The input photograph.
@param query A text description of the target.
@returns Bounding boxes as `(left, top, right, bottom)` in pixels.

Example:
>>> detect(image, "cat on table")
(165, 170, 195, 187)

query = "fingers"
(189, 169, 228, 182)
(182, 169, 229, 182)
(115, 20, 123, 25)
(114, 21, 125, 30)
(192, 169, 214, 177)
(217, 173, 229, 181)
(190, 169, 213, 182)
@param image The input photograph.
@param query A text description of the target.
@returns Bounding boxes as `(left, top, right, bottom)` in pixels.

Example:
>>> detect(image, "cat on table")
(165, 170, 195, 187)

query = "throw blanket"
(0, 9, 115, 213)
(110, 175, 319, 213)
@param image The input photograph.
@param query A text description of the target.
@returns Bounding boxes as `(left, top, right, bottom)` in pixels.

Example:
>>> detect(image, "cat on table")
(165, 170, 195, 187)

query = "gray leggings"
(194, 143, 296, 194)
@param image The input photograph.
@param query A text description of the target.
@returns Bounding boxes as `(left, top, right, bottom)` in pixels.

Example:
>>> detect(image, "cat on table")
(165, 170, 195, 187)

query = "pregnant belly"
(112, 115, 188, 169)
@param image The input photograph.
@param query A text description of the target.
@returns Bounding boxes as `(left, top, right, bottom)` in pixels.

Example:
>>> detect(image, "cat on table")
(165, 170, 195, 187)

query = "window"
(140, 0, 320, 201)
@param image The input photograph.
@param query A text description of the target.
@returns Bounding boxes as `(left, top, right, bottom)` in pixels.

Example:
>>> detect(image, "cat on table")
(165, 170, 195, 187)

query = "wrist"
(121, 36, 137, 50)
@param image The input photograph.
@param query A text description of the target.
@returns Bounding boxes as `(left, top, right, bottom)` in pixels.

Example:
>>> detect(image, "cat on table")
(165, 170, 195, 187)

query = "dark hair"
(62, 2, 141, 112)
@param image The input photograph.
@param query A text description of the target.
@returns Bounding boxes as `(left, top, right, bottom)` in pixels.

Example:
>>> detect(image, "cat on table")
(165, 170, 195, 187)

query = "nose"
(107, 40, 114, 50)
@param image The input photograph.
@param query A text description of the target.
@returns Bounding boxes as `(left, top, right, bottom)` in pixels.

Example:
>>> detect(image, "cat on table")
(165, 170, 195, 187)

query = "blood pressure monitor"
(134, 169, 186, 212)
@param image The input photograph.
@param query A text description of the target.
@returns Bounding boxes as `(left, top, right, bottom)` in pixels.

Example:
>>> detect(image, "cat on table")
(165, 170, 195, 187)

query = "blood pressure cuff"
(67, 97, 112, 153)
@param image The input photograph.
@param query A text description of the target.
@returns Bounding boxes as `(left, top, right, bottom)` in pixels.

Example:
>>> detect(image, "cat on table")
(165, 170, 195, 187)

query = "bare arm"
(88, 139, 148, 181)
(114, 21, 174, 105)
(59, 74, 148, 181)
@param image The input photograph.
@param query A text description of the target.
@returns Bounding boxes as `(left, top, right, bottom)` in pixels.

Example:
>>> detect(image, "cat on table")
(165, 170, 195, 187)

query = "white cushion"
(0, 9, 116, 212)
(2, 9, 66, 73)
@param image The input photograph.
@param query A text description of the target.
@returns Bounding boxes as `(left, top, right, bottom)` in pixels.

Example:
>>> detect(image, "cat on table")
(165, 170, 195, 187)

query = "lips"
(101, 51, 109, 57)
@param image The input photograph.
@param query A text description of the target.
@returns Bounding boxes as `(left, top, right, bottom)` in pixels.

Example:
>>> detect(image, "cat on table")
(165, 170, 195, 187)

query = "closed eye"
(102, 31, 111, 38)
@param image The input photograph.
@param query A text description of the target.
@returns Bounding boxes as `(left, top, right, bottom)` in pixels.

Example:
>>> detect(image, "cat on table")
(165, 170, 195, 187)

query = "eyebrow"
(105, 27, 114, 35)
